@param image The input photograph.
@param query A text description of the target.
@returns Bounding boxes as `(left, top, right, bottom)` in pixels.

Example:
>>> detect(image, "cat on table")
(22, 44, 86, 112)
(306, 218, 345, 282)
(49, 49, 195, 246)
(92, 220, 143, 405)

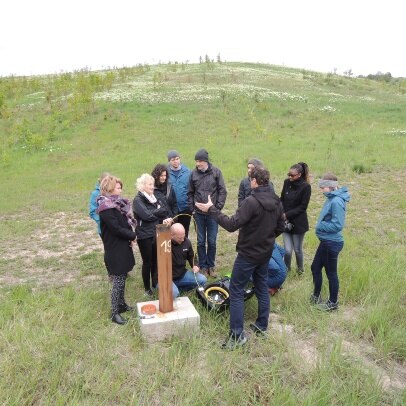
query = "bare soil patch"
(0, 212, 104, 287)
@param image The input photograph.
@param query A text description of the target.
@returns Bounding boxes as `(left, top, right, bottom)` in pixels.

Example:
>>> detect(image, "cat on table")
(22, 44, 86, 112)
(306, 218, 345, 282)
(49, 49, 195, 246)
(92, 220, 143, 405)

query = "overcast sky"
(1, 0, 404, 78)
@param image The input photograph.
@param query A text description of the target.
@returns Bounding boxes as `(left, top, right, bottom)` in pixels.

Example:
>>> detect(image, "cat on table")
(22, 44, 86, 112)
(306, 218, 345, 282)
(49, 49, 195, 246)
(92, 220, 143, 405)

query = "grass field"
(1, 62, 405, 404)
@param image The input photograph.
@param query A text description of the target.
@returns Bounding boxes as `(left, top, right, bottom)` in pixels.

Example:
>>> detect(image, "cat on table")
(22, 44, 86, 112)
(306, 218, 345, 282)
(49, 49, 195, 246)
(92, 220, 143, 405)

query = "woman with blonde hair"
(97, 175, 137, 325)
(133, 173, 173, 297)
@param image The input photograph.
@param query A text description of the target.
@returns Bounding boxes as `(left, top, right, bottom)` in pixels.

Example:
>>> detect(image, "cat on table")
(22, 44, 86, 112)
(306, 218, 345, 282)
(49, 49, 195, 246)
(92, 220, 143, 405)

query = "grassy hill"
(0, 62, 405, 404)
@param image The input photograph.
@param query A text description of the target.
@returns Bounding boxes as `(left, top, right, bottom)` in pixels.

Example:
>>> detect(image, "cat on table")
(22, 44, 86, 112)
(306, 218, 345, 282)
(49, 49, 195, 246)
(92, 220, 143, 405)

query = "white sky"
(1, 0, 405, 77)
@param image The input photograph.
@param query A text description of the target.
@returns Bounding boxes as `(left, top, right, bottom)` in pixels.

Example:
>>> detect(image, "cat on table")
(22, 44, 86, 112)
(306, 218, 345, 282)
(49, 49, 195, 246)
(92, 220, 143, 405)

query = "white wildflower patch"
(387, 129, 406, 136)
(358, 96, 376, 102)
(26, 91, 46, 98)
(15, 103, 38, 110)
(94, 81, 307, 104)
(320, 105, 336, 112)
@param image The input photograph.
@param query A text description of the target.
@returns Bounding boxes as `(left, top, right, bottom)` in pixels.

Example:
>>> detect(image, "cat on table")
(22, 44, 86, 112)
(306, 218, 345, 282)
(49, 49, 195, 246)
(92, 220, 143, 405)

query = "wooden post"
(156, 224, 174, 313)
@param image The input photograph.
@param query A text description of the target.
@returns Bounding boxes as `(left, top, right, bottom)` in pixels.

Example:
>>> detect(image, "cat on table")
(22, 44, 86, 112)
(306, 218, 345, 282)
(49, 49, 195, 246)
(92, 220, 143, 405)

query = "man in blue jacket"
(268, 243, 287, 295)
(167, 150, 192, 236)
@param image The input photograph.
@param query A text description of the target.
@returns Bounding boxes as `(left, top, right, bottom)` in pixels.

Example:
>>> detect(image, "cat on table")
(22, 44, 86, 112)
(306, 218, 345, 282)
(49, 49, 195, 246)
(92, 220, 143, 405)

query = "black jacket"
(280, 178, 311, 234)
(209, 186, 285, 264)
(155, 183, 178, 217)
(171, 237, 196, 280)
(188, 163, 227, 215)
(133, 192, 170, 240)
(99, 208, 136, 276)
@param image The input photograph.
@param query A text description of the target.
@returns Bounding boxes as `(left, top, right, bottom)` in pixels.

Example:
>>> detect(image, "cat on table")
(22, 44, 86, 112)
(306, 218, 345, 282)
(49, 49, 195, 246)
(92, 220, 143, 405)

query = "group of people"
(89, 149, 350, 350)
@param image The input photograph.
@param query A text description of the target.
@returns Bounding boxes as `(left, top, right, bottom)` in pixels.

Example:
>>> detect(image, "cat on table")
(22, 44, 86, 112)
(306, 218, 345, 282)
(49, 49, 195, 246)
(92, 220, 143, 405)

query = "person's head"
(195, 148, 209, 171)
(136, 173, 155, 195)
(100, 175, 123, 196)
(247, 158, 263, 176)
(250, 167, 270, 189)
(167, 150, 181, 169)
(287, 162, 309, 183)
(170, 223, 186, 244)
(318, 172, 338, 193)
(151, 164, 168, 186)
(98, 171, 111, 183)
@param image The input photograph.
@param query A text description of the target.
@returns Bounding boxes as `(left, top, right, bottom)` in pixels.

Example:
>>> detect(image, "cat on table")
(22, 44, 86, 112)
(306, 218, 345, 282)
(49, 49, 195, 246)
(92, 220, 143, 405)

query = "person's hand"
(195, 195, 213, 213)
(163, 218, 173, 226)
(192, 265, 200, 274)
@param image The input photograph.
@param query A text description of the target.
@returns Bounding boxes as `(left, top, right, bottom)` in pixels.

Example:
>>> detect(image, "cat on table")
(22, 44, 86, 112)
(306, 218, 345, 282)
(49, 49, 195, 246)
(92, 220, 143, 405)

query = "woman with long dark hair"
(280, 162, 311, 274)
(97, 175, 137, 325)
(151, 164, 178, 217)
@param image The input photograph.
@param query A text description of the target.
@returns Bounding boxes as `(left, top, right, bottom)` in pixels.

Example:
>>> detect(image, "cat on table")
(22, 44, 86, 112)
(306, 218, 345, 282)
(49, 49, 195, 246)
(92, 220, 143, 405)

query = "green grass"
(1, 62, 405, 404)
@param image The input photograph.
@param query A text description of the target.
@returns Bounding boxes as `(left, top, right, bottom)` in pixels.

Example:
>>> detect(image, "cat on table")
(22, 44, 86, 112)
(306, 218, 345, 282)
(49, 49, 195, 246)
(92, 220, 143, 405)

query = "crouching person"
(268, 242, 287, 295)
(169, 223, 207, 297)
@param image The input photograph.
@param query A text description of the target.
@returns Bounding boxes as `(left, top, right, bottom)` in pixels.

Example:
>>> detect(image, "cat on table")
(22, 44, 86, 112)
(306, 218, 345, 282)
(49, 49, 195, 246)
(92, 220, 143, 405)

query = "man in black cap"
(188, 148, 227, 278)
(167, 150, 192, 236)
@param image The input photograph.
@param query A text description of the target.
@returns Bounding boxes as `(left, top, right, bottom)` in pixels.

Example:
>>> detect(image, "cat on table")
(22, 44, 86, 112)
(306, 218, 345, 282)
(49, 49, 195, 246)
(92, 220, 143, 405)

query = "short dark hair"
(250, 167, 270, 186)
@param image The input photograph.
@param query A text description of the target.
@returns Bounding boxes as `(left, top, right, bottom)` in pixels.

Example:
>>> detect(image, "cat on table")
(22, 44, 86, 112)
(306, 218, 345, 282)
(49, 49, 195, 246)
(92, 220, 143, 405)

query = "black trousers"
(137, 237, 157, 290)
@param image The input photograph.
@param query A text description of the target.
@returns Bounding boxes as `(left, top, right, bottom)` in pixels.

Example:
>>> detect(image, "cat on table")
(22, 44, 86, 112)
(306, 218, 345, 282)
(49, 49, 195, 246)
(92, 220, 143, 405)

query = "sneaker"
(297, 268, 304, 275)
(249, 323, 268, 337)
(317, 300, 339, 312)
(309, 294, 322, 305)
(221, 332, 248, 350)
(200, 268, 208, 277)
(208, 267, 219, 278)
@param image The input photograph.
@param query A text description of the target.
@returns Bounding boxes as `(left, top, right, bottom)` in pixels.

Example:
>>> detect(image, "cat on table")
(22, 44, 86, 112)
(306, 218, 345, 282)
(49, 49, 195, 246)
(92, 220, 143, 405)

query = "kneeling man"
(170, 223, 207, 297)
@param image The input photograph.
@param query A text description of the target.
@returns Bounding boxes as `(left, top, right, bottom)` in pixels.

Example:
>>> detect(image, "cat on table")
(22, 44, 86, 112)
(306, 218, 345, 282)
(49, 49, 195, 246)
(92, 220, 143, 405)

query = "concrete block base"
(137, 296, 200, 341)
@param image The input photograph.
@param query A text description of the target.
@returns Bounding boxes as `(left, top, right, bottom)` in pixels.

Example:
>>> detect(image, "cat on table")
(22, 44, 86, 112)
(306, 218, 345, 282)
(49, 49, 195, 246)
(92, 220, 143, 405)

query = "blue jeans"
(230, 254, 270, 336)
(194, 213, 218, 269)
(283, 232, 305, 271)
(172, 270, 207, 298)
(311, 240, 344, 303)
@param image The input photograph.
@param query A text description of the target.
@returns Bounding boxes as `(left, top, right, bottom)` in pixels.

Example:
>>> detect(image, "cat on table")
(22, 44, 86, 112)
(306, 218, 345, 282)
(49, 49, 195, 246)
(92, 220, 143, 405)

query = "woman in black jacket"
(151, 164, 178, 217)
(97, 176, 137, 325)
(133, 173, 173, 296)
(280, 162, 312, 274)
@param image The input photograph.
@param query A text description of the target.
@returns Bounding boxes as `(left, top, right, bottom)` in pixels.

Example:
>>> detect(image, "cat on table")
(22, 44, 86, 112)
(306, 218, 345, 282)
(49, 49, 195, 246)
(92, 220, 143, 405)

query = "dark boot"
(118, 304, 134, 313)
(111, 313, 128, 325)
